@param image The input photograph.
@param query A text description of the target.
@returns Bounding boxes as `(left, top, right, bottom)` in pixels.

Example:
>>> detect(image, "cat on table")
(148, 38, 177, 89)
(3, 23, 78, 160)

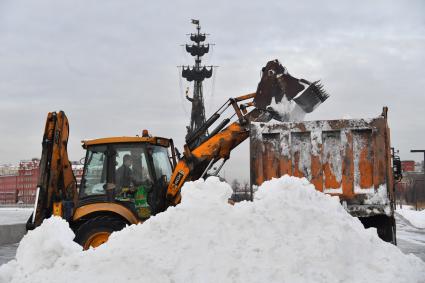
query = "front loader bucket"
(253, 60, 329, 114)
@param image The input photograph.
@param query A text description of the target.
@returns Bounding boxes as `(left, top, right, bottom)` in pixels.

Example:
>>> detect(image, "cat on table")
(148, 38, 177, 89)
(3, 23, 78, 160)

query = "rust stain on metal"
(311, 154, 323, 192)
(279, 157, 292, 176)
(323, 163, 340, 190)
(342, 131, 355, 199)
(359, 146, 373, 189)
(292, 151, 303, 178)
(263, 140, 279, 180)
(293, 123, 307, 132)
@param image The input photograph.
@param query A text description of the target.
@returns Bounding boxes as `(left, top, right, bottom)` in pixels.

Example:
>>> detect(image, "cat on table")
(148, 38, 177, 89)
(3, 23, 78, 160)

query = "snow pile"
(269, 96, 306, 121)
(396, 208, 425, 229)
(1, 176, 424, 283)
(1, 217, 81, 277)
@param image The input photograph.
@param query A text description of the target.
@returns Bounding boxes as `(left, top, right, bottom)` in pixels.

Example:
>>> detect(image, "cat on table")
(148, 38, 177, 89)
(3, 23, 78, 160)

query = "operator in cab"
(115, 153, 152, 195)
(115, 154, 133, 194)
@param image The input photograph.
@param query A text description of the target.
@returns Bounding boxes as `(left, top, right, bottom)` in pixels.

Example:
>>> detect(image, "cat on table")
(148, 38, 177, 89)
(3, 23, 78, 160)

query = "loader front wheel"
(74, 215, 127, 250)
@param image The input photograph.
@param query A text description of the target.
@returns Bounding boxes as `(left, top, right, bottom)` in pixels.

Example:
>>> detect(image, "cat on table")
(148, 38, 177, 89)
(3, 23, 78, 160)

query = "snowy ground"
(0, 177, 424, 282)
(0, 208, 32, 225)
(0, 244, 18, 266)
(396, 210, 425, 261)
(396, 207, 425, 229)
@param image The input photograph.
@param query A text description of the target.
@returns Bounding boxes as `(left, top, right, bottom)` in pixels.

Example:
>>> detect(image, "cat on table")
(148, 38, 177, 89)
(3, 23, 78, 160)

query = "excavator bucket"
(292, 79, 328, 113)
(253, 60, 329, 114)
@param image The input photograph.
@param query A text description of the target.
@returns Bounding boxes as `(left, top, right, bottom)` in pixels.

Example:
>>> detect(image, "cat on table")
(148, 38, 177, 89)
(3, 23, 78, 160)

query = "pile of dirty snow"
(396, 208, 425, 229)
(1, 176, 424, 283)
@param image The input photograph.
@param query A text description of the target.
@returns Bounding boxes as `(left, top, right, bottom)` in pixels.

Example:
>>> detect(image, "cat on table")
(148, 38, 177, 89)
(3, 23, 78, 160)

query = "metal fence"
(0, 204, 33, 208)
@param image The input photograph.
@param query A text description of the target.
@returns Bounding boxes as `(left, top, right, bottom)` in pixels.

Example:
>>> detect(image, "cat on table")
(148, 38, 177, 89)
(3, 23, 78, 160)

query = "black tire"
(359, 215, 397, 245)
(376, 216, 396, 244)
(74, 215, 127, 250)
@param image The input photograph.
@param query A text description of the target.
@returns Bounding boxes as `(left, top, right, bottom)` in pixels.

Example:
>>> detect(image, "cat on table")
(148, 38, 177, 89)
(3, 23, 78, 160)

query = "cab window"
(80, 145, 107, 196)
(150, 146, 172, 182)
(114, 146, 152, 192)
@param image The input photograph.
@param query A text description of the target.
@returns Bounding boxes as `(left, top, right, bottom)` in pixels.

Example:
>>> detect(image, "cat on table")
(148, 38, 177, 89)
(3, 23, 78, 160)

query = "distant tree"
(241, 181, 249, 193)
(231, 179, 240, 192)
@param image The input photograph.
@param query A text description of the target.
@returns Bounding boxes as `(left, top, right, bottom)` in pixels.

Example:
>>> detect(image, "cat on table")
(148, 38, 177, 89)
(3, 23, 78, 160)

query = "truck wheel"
(376, 216, 397, 245)
(74, 215, 127, 250)
(359, 215, 396, 245)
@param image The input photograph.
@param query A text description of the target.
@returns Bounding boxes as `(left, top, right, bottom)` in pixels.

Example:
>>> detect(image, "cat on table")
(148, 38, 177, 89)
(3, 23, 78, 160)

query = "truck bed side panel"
(250, 118, 394, 217)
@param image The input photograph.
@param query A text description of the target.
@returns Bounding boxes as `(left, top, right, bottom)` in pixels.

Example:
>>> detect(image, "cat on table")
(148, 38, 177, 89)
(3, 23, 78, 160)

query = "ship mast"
(181, 19, 213, 147)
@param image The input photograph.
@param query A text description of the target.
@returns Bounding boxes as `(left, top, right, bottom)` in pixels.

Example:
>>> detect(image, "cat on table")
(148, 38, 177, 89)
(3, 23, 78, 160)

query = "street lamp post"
(410, 150, 425, 211)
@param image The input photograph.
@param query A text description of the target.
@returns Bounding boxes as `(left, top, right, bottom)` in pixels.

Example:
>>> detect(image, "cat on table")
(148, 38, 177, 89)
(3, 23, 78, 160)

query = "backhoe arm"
(166, 59, 329, 205)
(27, 111, 78, 229)
(166, 95, 269, 205)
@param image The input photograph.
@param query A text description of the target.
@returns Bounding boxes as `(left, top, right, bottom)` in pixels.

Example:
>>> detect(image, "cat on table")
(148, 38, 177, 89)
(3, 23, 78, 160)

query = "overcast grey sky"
(0, 0, 424, 182)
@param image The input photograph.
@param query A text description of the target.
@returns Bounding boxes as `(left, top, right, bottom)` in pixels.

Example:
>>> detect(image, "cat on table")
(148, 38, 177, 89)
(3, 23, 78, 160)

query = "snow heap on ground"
(396, 207, 425, 229)
(1, 176, 424, 283)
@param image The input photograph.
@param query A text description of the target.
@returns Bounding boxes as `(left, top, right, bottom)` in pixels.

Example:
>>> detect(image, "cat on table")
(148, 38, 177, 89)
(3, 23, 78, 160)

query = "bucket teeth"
(293, 80, 329, 113)
(311, 81, 329, 102)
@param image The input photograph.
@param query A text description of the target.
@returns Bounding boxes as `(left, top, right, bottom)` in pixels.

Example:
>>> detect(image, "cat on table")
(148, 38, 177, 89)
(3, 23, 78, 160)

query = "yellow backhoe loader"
(26, 60, 328, 249)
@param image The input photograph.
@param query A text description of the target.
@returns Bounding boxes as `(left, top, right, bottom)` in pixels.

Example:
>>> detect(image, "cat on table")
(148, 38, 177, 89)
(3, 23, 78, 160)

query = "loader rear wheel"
(74, 215, 127, 250)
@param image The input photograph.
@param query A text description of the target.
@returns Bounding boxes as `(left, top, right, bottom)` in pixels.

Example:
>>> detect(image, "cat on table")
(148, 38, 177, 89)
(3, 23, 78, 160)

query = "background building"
(16, 159, 40, 204)
(401, 160, 415, 172)
(396, 159, 425, 209)
(0, 159, 84, 205)
(0, 164, 19, 176)
(0, 175, 18, 204)
(71, 161, 84, 187)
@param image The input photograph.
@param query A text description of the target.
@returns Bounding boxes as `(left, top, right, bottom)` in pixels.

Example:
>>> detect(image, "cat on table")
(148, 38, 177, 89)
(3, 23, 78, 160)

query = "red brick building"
(0, 175, 18, 204)
(71, 162, 84, 187)
(401, 160, 415, 172)
(17, 159, 40, 204)
(0, 159, 84, 205)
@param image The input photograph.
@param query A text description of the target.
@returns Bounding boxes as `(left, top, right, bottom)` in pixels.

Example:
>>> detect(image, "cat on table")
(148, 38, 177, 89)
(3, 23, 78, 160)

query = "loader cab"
(78, 135, 177, 218)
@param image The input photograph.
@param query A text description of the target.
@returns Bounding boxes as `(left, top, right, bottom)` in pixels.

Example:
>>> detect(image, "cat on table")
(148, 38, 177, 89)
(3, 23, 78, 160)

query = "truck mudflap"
(249, 108, 395, 218)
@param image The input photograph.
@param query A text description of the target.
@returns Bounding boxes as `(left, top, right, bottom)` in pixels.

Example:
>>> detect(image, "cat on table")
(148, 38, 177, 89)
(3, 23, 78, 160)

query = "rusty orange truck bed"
(250, 108, 397, 243)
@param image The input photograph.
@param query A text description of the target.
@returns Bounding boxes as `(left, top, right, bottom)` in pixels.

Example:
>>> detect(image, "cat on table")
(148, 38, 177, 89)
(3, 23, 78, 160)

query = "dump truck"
(250, 107, 400, 244)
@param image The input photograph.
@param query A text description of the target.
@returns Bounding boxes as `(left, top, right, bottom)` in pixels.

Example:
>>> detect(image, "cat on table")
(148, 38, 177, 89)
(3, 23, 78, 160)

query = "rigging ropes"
(178, 44, 190, 115)
(207, 66, 217, 114)
(206, 44, 216, 114)
(178, 66, 189, 115)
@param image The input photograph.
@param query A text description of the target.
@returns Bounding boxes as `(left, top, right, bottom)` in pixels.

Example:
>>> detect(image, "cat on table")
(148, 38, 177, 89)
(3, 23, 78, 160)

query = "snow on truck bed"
(1, 176, 424, 283)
